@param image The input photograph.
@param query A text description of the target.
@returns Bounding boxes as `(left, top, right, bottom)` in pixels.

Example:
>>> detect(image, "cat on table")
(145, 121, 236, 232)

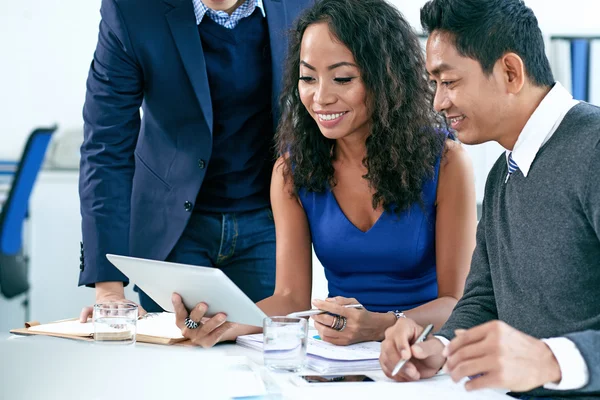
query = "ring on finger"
(330, 315, 340, 329)
(333, 315, 346, 331)
(337, 316, 347, 332)
(332, 315, 343, 331)
(184, 317, 201, 330)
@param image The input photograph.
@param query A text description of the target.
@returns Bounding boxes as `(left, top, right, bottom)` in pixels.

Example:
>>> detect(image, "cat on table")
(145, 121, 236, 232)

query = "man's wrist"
(541, 337, 589, 390)
(95, 281, 125, 300)
(540, 340, 562, 385)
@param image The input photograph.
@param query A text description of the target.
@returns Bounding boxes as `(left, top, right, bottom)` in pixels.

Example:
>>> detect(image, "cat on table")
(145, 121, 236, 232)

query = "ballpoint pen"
(286, 304, 364, 318)
(391, 323, 434, 376)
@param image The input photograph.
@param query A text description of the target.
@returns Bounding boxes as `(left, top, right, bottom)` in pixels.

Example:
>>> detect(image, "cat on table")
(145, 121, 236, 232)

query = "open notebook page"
(28, 312, 184, 340)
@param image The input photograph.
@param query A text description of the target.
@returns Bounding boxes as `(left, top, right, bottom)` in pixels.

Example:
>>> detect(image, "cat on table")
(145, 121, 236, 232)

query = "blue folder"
(571, 39, 590, 101)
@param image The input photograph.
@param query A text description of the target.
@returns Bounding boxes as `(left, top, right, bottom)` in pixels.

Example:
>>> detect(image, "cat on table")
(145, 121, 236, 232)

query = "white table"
(1, 334, 510, 400)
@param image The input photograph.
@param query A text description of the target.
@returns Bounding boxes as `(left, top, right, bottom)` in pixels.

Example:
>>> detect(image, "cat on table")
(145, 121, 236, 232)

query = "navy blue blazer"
(79, 0, 313, 286)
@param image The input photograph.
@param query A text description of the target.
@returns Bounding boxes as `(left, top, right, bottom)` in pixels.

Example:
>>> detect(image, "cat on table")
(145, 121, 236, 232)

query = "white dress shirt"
(505, 81, 579, 181)
(435, 82, 589, 391)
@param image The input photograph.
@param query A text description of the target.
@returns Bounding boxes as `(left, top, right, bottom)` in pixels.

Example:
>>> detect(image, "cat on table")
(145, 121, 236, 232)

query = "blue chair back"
(0, 127, 56, 255)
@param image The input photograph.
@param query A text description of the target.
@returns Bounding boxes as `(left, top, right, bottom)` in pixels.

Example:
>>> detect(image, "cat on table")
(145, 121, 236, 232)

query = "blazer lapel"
(164, 0, 213, 133)
(263, 0, 288, 122)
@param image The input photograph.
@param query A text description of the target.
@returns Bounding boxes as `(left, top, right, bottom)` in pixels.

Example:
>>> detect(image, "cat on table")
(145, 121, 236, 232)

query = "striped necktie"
(506, 152, 519, 183)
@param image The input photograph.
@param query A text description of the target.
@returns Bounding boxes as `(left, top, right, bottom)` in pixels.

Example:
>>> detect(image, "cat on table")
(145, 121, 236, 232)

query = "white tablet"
(106, 254, 268, 327)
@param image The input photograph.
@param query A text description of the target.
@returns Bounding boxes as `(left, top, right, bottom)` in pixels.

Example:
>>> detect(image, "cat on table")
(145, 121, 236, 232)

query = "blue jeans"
(137, 207, 276, 312)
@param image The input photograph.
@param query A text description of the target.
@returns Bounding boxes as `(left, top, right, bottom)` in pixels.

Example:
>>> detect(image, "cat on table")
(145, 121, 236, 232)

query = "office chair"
(0, 126, 56, 319)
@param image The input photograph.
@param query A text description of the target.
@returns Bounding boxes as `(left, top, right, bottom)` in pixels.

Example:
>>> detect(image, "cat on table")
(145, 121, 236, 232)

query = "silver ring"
(184, 317, 200, 329)
(337, 316, 347, 332)
(332, 315, 345, 331)
(330, 315, 340, 329)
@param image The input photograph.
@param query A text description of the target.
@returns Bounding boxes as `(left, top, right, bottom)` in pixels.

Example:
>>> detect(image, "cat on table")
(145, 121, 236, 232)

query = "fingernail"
(312, 299, 322, 305)
(455, 329, 466, 335)
(442, 364, 448, 373)
(406, 366, 417, 379)
(171, 293, 178, 303)
(412, 345, 422, 356)
(442, 347, 449, 357)
(218, 314, 227, 322)
(401, 349, 410, 359)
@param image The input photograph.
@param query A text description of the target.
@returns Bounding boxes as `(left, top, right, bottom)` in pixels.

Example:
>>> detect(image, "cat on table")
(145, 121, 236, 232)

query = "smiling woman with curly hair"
(266, 0, 477, 346)
(278, 0, 444, 212)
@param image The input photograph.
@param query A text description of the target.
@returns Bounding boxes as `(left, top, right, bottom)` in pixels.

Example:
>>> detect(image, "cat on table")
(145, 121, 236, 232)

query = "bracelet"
(388, 310, 407, 320)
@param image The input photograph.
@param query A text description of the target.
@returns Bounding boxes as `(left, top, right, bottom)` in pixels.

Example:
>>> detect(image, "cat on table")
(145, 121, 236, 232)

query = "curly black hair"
(275, 0, 446, 213)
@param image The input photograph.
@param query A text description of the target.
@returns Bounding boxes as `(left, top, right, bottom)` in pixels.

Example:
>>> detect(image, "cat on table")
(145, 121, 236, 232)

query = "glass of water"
(93, 302, 138, 344)
(263, 316, 308, 372)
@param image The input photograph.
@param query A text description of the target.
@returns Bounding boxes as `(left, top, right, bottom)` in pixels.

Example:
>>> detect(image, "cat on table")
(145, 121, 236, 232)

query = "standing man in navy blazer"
(78, 0, 313, 313)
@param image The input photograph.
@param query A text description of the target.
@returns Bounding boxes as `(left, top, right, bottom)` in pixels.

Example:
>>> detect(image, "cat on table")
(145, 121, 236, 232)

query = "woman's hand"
(172, 293, 235, 348)
(311, 297, 396, 345)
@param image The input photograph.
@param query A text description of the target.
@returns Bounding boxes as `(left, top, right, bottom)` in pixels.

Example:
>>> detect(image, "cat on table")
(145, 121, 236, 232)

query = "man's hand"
(172, 293, 235, 348)
(379, 317, 446, 381)
(79, 281, 146, 322)
(444, 320, 562, 392)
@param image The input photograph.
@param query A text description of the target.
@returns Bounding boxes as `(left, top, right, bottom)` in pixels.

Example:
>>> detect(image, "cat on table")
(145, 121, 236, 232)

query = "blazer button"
(198, 159, 206, 169)
(184, 201, 193, 211)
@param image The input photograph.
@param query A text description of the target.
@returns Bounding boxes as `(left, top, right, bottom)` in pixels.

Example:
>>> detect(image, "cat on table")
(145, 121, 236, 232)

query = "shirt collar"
(193, 0, 266, 26)
(506, 82, 579, 177)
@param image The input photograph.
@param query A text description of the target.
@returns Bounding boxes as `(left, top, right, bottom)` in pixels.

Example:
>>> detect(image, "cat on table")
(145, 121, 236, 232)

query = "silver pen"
(391, 323, 434, 376)
(286, 303, 364, 318)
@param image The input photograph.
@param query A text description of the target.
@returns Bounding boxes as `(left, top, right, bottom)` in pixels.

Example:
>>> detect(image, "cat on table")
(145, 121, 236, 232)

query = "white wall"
(389, 0, 600, 35)
(0, 0, 101, 160)
(2, 0, 599, 161)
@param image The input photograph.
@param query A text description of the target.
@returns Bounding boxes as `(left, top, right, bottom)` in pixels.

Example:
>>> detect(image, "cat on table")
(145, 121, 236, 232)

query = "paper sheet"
(27, 312, 184, 339)
(28, 319, 94, 336)
(137, 312, 184, 339)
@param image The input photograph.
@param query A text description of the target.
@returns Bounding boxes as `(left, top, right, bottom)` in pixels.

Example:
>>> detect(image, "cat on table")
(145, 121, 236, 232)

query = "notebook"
(236, 332, 382, 373)
(11, 312, 186, 345)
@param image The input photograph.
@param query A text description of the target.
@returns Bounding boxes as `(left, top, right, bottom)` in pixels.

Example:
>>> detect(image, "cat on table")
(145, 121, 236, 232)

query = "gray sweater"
(439, 102, 600, 398)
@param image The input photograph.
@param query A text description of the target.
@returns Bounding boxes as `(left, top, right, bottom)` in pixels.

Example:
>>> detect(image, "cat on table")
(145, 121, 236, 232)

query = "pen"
(286, 304, 364, 318)
(391, 323, 434, 377)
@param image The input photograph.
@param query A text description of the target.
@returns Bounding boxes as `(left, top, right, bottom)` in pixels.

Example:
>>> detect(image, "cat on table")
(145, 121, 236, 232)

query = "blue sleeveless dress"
(298, 160, 440, 313)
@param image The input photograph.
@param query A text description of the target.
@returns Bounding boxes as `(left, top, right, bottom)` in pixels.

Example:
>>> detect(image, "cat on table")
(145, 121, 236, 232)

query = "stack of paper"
(236, 333, 382, 373)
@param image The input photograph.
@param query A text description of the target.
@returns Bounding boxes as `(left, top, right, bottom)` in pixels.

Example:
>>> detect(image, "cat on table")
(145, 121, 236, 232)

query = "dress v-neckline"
(329, 190, 385, 234)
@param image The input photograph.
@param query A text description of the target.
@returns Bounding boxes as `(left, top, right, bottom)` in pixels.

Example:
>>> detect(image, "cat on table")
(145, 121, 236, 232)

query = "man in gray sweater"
(379, 0, 600, 398)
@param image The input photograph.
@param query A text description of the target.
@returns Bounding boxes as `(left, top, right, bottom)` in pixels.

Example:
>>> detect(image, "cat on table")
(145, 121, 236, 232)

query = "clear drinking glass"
(263, 316, 308, 372)
(93, 302, 138, 344)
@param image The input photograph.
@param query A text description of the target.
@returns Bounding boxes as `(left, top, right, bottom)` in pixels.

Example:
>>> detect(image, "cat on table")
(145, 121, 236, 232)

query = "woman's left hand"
(311, 297, 395, 345)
